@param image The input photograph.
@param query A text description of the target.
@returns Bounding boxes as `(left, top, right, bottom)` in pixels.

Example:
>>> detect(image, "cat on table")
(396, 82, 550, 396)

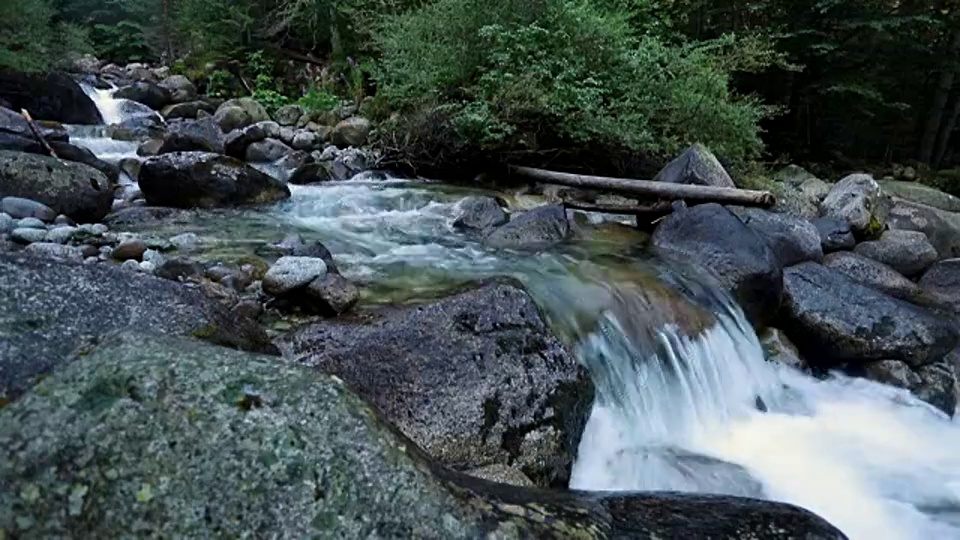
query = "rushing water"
(76, 92, 960, 539)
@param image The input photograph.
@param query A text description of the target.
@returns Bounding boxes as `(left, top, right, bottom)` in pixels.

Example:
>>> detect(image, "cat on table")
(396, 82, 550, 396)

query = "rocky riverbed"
(2, 63, 960, 539)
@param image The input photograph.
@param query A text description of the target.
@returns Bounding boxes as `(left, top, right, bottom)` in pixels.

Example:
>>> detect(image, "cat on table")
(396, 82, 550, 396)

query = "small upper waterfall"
(79, 82, 161, 127)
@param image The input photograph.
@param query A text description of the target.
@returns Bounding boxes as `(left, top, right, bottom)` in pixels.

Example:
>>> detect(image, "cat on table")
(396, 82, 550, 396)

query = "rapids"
(73, 92, 960, 540)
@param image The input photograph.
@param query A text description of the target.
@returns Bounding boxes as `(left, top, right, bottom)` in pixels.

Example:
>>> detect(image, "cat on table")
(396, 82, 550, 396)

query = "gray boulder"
(0, 150, 113, 223)
(484, 204, 569, 250)
(160, 100, 215, 119)
(292, 130, 320, 151)
(331, 116, 372, 147)
(760, 328, 807, 370)
(23, 242, 83, 262)
(223, 123, 268, 158)
(114, 81, 171, 110)
(0, 107, 68, 151)
(10, 228, 46, 244)
(287, 162, 334, 185)
(266, 233, 338, 273)
(1, 196, 56, 222)
(157, 116, 225, 155)
(213, 105, 251, 133)
(820, 173, 888, 237)
(262, 256, 328, 296)
(305, 273, 360, 315)
(854, 229, 938, 277)
(139, 152, 290, 208)
(0, 72, 102, 124)
(919, 259, 960, 313)
(824, 251, 924, 302)
(263, 256, 358, 315)
(879, 180, 960, 213)
(654, 143, 735, 187)
(158, 74, 197, 103)
(277, 281, 593, 487)
(811, 216, 856, 252)
(274, 104, 305, 126)
(0, 252, 274, 401)
(734, 207, 823, 266)
(780, 262, 957, 367)
(652, 203, 782, 325)
(0, 332, 845, 539)
(859, 360, 957, 415)
(886, 198, 960, 259)
(48, 141, 120, 184)
(454, 196, 508, 232)
(245, 137, 292, 162)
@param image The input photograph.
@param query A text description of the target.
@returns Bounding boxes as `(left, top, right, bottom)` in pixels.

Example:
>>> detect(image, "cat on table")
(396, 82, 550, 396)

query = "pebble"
(112, 239, 148, 261)
(121, 259, 141, 272)
(0, 213, 13, 233)
(45, 226, 77, 244)
(24, 243, 83, 262)
(17, 217, 47, 229)
(80, 245, 100, 258)
(139, 261, 156, 273)
(142, 249, 165, 266)
(169, 233, 200, 251)
(1, 196, 57, 222)
(84, 256, 99, 264)
(54, 215, 75, 226)
(11, 228, 48, 244)
(262, 256, 328, 296)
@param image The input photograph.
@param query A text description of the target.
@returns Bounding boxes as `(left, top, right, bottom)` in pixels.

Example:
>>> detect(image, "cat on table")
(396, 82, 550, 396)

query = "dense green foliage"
(0, 0, 90, 72)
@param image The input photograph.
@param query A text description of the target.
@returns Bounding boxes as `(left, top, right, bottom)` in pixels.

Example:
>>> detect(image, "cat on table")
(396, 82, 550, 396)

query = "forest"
(3, 0, 960, 188)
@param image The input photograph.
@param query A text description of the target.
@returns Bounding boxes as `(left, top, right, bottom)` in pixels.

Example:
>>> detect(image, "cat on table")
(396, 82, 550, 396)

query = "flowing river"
(74, 88, 960, 540)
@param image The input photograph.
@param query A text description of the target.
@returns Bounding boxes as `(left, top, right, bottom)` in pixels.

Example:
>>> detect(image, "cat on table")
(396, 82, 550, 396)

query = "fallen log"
(20, 109, 58, 158)
(510, 165, 776, 208)
(562, 199, 674, 217)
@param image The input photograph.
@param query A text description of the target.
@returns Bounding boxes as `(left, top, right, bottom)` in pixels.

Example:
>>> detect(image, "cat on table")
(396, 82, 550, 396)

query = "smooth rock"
(824, 252, 924, 302)
(139, 260, 156, 273)
(287, 162, 334, 185)
(213, 105, 251, 133)
(23, 242, 83, 262)
(278, 281, 594, 487)
(653, 143, 735, 188)
(267, 233, 338, 273)
(158, 116, 225, 155)
(114, 81, 171, 110)
(861, 360, 921, 389)
(0, 253, 275, 400)
(223, 123, 267, 158)
(292, 130, 320, 151)
(0, 151, 113, 223)
(154, 257, 205, 282)
(330, 116, 372, 147)
(820, 173, 888, 237)
(304, 273, 360, 315)
(454, 196, 508, 232)
(734, 207, 823, 266)
(245, 138, 292, 162)
(0, 72, 102, 124)
(880, 180, 960, 212)
(120, 259, 140, 271)
(760, 328, 807, 370)
(53, 214, 74, 226)
(886, 198, 960, 259)
(111, 239, 148, 262)
(0, 213, 13, 233)
(854, 229, 938, 277)
(139, 152, 290, 208)
(44, 226, 76, 244)
(16, 217, 45, 229)
(158, 75, 197, 103)
(274, 104, 304, 126)
(0, 332, 845, 538)
(169, 232, 200, 251)
(780, 262, 957, 367)
(919, 259, 960, 313)
(160, 100, 215, 119)
(262, 256, 328, 296)
(653, 203, 782, 325)
(811, 216, 856, 252)
(483, 204, 569, 250)
(0, 197, 57, 222)
(10, 228, 47, 244)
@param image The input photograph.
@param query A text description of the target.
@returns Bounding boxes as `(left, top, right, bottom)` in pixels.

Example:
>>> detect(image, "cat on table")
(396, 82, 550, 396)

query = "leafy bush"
(0, 0, 91, 72)
(298, 86, 340, 112)
(375, 0, 767, 174)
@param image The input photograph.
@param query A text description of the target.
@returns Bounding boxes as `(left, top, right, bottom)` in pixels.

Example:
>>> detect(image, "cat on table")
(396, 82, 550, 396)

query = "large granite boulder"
(853, 229, 939, 277)
(483, 205, 569, 250)
(733, 207, 823, 266)
(215, 98, 270, 132)
(0, 106, 69, 153)
(653, 203, 782, 325)
(885, 198, 960, 259)
(811, 217, 856, 253)
(857, 360, 957, 416)
(0, 150, 112, 223)
(0, 332, 845, 539)
(139, 152, 290, 208)
(820, 174, 888, 238)
(277, 281, 594, 488)
(454, 196, 509, 232)
(919, 259, 960, 313)
(823, 252, 924, 303)
(330, 116, 373, 147)
(879, 180, 960, 213)
(654, 143, 735, 188)
(114, 81, 171, 110)
(780, 262, 957, 367)
(0, 72, 102, 124)
(48, 141, 120, 184)
(158, 74, 197, 103)
(0, 252, 274, 402)
(157, 116, 225, 155)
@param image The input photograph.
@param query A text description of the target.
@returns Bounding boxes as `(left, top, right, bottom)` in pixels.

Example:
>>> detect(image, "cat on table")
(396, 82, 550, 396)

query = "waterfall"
(567, 280, 960, 540)
(79, 82, 161, 127)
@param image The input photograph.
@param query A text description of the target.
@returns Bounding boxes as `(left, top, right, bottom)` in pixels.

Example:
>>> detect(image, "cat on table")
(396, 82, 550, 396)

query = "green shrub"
(297, 86, 340, 113)
(0, 0, 91, 72)
(374, 0, 767, 174)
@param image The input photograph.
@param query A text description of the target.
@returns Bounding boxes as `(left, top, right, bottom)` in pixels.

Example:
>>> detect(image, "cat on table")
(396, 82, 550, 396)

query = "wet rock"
(0, 213, 14, 233)
(111, 239, 148, 262)
(466, 464, 534, 487)
(734, 207, 823, 266)
(157, 116, 225, 155)
(811, 216, 856, 252)
(274, 104, 304, 126)
(653, 203, 782, 326)
(861, 359, 921, 389)
(154, 257, 205, 282)
(44, 226, 76, 244)
(158, 75, 197, 103)
(263, 256, 328, 296)
(268, 233, 338, 272)
(23, 242, 83, 262)
(0, 107, 69, 148)
(277, 281, 594, 487)
(879, 180, 960, 213)
(17, 217, 45, 229)
(137, 138, 163, 157)
(288, 162, 334, 185)
(780, 262, 957, 367)
(103, 206, 194, 228)
(0, 332, 844, 539)
(0, 252, 275, 400)
(454, 196, 508, 232)
(886, 198, 960, 259)
(139, 152, 290, 208)
(223, 123, 268, 158)
(653, 143, 735, 188)
(484, 204, 569, 251)
(292, 130, 320, 151)
(760, 328, 807, 370)
(330, 147, 373, 180)
(824, 252, 924, 302)
(854, 229, 938, 277)
(160, 100, 215, 119)
(114, 81, 171, 110)
(0, 196, 57, 222)
(11, 228, 47, 244)
(912, 362, 957, 415)
(48, 141, 120, 184)
(305, 273, 360, 315)
(331, 116, 372, 147)
(820, 173, 888, 237)
(0, 72, 102, 124)
(245, 138, 292, 162)
(0, 151, 113, 223)
(919, 259, 960, 313)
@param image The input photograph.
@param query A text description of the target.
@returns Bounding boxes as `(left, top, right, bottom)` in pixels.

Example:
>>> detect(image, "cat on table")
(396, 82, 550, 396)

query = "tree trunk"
(934, 93, 960, 167)
(329, 3, 343, 61)
(509, 166, 776, 208)
(920, 29, 960, 164)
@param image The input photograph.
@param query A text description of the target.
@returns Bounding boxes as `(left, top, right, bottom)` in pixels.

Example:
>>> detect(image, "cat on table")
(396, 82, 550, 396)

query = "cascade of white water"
(79, 82, 161, 127)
